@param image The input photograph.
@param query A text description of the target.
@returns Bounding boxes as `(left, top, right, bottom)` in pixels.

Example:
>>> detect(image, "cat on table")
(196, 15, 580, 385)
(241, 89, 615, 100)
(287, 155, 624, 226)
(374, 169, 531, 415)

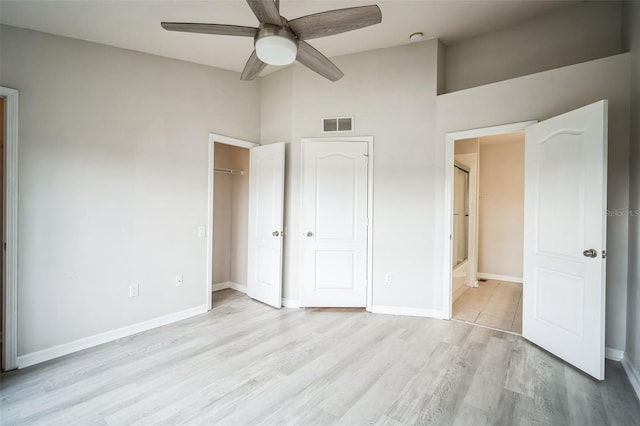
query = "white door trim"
(299, 136, 374, 311)
(206, 133, 259, 311)
(1, 86, 19, 371)
(443, 121, 536, 320)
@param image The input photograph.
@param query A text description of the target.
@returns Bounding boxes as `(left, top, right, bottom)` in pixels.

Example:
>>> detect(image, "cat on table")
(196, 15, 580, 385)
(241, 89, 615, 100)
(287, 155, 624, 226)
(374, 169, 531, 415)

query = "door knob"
(306, 232, 313, 237)
(583, 249, 597, 258)
(272, 231, 280, 237)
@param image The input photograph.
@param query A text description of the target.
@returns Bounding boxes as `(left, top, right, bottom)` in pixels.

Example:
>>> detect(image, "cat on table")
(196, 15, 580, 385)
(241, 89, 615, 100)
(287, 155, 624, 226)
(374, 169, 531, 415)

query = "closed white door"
(523, 100, 607, 379)
(247, 143, 285, 308)
(301, 141, 369, 307)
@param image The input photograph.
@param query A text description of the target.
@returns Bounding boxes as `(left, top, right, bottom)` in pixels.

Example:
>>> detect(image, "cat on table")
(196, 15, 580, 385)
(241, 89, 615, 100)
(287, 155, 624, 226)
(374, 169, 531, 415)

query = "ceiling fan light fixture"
(255, 26, 298, 66)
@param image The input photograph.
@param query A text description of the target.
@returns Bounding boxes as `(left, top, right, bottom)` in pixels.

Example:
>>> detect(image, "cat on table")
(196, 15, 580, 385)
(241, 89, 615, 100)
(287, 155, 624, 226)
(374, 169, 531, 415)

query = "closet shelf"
(214, 167, 244, 176)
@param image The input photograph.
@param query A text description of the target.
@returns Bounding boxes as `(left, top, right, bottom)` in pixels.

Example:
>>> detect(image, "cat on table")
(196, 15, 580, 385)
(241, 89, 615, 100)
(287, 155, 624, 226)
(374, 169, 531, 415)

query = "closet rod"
(214, 167, 244, 175)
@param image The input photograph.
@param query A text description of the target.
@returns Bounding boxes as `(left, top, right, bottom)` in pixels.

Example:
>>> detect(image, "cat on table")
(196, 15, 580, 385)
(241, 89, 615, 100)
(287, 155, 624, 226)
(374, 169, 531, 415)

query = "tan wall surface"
(477, 135, 525, 279)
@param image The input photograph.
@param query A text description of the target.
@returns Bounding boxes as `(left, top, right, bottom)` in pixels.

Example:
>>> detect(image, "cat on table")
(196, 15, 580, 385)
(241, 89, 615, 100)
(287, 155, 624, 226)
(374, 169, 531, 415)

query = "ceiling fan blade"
(241, 50, 267, 81)
(246, 0, 282, 26)
(288, 5, 382, 40)
(296, 41, 344, 82)
(161, 22, 258, 37)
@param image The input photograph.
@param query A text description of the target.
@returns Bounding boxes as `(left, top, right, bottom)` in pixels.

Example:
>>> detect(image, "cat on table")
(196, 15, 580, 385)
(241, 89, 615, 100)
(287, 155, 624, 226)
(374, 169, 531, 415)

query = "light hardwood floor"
(453, 280, 523, 333)
(1, 289, 639, 425)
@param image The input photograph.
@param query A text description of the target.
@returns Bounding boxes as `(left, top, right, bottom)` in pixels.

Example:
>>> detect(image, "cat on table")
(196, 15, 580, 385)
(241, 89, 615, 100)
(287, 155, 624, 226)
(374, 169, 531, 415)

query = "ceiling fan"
(161, 0, 382, 82)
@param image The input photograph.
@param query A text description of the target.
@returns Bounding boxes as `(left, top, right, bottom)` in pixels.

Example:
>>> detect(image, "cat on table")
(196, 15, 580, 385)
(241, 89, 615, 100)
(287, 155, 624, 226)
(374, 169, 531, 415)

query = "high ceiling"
(0, 1, 577, 75)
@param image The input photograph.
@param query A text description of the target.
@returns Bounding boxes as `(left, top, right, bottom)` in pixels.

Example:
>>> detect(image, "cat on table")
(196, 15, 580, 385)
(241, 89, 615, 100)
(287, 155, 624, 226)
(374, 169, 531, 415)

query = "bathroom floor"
(452, 279, 522, 334)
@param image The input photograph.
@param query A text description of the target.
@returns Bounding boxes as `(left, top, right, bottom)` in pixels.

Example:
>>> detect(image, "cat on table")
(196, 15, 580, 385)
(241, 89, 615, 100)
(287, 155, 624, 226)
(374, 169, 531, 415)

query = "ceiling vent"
(322, 116, 354, 133)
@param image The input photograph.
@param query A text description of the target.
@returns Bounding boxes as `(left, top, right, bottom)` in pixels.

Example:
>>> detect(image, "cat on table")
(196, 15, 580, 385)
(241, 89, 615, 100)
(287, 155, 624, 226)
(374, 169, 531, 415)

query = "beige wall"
(477, 135, 525, 279)
(229, 146, 249, 285)
(445, 1, 623, 93)
(624, 1, 640, 376)
(212, 143, 250, 286)
(436, 53, 630, 350)
(454, 138, 478, 155)
(212, 143, 232, 284)
(0, 25, 260, 356)
(261, 41, 439, 308)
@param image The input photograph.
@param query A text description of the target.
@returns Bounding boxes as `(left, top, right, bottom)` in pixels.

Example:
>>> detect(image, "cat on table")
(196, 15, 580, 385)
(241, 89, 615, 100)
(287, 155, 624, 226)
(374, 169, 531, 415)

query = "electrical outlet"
(385, 273, 393, 284)
(176, 274, 183, 287)
(198, 226, 206, 238)
(129, 284, 139, 298)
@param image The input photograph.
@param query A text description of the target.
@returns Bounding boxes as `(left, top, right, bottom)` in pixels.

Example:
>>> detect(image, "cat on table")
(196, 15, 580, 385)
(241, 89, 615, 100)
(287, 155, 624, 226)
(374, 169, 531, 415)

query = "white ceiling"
(0, 1, 576, 76)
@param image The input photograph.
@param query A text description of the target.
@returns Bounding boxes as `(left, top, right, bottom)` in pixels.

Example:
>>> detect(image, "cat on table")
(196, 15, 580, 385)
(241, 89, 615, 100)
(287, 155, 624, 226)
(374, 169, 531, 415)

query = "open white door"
(247, 143, 285, 308)
(523, 100, 607, 379)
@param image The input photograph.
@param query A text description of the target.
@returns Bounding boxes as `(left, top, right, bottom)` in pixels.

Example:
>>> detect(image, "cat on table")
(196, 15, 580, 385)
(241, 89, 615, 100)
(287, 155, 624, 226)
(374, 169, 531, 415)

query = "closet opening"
(451, 132, 525, 334)
(211, 141, 251, 308)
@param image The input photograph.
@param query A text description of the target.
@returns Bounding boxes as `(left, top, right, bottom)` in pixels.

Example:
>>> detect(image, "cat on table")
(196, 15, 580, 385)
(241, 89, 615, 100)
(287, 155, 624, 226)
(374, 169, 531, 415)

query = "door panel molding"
(299, 136, 373, 311)
(247, 143, 285, 308)
(523, 100, 607, 380)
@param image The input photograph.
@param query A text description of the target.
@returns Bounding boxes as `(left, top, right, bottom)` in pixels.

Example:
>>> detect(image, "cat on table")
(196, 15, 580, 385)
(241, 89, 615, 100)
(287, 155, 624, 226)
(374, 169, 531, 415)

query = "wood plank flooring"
(453, 280, 523, 333)
(1, 289, 639, 425)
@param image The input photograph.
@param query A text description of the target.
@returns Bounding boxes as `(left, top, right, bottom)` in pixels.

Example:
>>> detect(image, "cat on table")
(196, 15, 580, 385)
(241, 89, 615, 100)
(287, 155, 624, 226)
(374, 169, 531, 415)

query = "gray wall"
(0, 25, 260, 355)
(260, 41, 439, 308)
(437, 54, 630, 350)
(444, 1, 624, 93)
(624, 1, 640, 374)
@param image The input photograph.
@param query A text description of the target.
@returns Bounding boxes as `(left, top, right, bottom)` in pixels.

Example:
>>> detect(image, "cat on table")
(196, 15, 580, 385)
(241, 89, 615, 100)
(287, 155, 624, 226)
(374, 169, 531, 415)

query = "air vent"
(322, 116, 354, 133)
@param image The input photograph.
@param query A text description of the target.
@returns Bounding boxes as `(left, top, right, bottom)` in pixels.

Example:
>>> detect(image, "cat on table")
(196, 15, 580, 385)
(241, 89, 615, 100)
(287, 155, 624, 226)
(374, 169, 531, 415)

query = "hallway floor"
(453, 279, 522, 334)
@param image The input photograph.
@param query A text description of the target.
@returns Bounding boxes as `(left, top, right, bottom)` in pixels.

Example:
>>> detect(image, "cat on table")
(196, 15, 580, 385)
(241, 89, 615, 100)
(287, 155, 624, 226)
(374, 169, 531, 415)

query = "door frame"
(1, 86, 19, 371)
(299, 136, 374, 311)
(206, 133, 259, 311)
(443, 121, 536, 320)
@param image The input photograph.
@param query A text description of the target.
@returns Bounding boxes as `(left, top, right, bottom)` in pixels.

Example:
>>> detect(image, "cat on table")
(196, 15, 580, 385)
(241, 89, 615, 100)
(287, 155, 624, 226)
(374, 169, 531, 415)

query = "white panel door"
(523, 100, 607, 379)
(301, 141, 368, 307)
(247, 143, 285, 308)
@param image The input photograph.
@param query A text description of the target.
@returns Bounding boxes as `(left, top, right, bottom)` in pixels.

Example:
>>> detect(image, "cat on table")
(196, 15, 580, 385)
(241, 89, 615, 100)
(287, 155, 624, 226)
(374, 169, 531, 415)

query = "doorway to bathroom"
(451, 132, 525, 334)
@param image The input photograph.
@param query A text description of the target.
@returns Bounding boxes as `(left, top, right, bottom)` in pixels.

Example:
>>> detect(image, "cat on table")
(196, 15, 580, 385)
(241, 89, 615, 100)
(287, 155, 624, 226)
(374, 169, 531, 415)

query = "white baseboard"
(229, 282, 247, 293)
(477, 273, 523, 284)
(16, 304, 208, 369)
(212, 281, 247, 294)
(602, 348, 640, 402)
(605, 347, 625, 361)
(282, 298, 301, 309)
(371, 305, 445, 319)
(212, 282, 230, 292)
(622, 354, 640, 401)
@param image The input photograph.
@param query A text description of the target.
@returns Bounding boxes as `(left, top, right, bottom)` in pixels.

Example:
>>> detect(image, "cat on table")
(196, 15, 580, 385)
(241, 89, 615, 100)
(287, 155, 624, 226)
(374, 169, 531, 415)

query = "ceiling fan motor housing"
(255, 25, 299, 66)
